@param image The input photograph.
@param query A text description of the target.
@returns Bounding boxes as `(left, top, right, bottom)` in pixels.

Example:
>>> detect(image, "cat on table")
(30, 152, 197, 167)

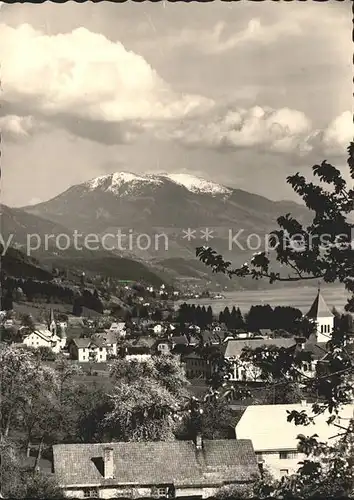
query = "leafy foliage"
(103, 356, 190, 441)
(196, 143, 354, 497)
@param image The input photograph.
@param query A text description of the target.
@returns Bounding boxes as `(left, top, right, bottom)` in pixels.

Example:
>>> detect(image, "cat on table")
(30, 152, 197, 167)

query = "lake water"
(176, 285, 349, 314)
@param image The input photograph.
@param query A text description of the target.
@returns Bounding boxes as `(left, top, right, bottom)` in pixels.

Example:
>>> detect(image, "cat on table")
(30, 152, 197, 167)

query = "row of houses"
(7, 290, 352, 374)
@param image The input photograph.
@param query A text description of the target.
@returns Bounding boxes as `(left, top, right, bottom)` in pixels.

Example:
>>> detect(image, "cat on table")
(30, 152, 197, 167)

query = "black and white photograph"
(0, 1, 353, 498)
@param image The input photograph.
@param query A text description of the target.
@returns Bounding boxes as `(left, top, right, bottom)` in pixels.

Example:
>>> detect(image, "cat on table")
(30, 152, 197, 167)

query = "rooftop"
(69, 338, 106, 349)
(306, 289, 334, 319)
(236, 403, 354, 452)
(223, 338, 295, 358)
(53, 439, 259, 488)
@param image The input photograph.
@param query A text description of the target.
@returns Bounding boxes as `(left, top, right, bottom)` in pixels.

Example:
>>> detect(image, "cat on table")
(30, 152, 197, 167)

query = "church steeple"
(306, 289, 333, 320)
(306, 288, 334, 343)
(48, 308, 57, 336)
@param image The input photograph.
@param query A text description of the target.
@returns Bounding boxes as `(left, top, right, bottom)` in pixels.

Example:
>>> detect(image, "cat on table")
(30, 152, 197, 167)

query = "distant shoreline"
(175, 284, 349, 314)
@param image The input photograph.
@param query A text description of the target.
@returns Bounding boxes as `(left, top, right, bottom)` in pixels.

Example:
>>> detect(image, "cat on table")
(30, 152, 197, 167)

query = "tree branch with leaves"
(197, 144, 354, 498)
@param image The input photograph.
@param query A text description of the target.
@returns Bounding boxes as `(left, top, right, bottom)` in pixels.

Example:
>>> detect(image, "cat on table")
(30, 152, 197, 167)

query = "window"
(158, 487, 167, 497)
(115, 490, 132, 498)
(320, 325, 324, 334)
(280, 469, 289, 476)
(83, 488, 99, 498)
(279, 451, 298, 459)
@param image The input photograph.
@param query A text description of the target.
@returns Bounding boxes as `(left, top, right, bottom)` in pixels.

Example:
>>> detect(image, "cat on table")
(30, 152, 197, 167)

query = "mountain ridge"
(21, 171, 313, 265)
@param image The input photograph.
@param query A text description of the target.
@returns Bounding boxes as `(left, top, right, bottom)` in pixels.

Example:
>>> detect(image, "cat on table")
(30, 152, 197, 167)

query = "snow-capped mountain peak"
(85, 172, 163, 195)
(84, 171, 231, 197)
(162, 173, 232, 195)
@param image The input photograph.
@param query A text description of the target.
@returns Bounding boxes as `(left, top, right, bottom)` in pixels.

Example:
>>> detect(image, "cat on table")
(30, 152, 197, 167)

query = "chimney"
(195, 433, 203, 451)
(301, 399, 307, 407)
(257, 458, 264, 475)
(103, 447, 114, 479)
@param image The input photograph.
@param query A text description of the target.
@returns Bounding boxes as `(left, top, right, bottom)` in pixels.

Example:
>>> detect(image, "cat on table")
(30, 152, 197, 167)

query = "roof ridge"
(306, 290, 333, 318)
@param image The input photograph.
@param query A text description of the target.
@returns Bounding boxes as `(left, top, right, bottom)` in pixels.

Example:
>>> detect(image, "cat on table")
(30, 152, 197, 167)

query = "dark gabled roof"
(201, 330, 225, 344)
(69, 338, 105, 349)
(224, 338, 295, 358)
(171, 336, 189, 346)
(303, 342, 328, 361)
(306, 290, 333, 319)
(93, 332, 117, 345)
(52, 439, 258, 488)
(130, 336, 156, 349)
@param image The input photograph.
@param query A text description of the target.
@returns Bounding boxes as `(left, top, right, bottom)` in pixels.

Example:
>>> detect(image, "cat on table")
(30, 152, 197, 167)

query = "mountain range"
(3, 172, 313, 287)
(24, 171, 311, 257)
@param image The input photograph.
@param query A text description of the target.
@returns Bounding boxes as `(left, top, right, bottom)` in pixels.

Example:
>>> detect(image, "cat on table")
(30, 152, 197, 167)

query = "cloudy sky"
(1, 0, 352, 207)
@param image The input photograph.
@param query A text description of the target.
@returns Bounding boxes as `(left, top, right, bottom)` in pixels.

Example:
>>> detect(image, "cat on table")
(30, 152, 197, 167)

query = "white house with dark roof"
(235, 402, 354, 480)
(93, 332, 118, 358)
(223, 338, 296, 382)
(22, 323, 64, 353)
(68, 338, 108, 362)
(52, 436, 259, 499)
(305, 288, 334, 343)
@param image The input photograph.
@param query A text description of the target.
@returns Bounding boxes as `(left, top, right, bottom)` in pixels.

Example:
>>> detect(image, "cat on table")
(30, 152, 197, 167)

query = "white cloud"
(322, 111, 354, 155)
(156, 105, 314, 154)
(142, 16, 302, 56)
(0, 24, 213, 136)
(154, 105, 353, 159)
(0, 114, 43, 141)
(198, 17, 302, 54)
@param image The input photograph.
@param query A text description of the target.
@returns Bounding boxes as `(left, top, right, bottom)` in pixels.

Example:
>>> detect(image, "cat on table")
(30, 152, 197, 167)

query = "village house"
(155, 335, 197, 355)
(119, 336, 156, 361)
(199, 330, 226, 345)
(92, 332, 118, 358)
(235, 402, 354, 480)
(223, 338, 296, 382)
(52, 436, 259, 499)
(68, 338, 108, 362)
(3, 318, 15, 328)
(294, 338, 328, 377)
(107, 322, 126, 338)
(184, 352, 214, 380)
(153, 324, 164, 335)
(21, 323, 65, 354)
(188, 325, 201, 335)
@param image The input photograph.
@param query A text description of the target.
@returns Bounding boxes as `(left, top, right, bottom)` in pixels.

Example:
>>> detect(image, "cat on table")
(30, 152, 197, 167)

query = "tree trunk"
(34, 437, 44, 472)
(4, 412, 12, 437)
(25, 425, 34, 457)
(26, 439, 31, 457)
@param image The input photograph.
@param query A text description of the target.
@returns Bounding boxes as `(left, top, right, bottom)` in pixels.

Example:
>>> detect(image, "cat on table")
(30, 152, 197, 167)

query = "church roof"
(306, 290, 333, 319)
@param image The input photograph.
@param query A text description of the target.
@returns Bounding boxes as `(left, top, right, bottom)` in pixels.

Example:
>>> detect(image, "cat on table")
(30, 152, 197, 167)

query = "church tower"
(306, 288, 334, 343)
(48, 308, 57, 336)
